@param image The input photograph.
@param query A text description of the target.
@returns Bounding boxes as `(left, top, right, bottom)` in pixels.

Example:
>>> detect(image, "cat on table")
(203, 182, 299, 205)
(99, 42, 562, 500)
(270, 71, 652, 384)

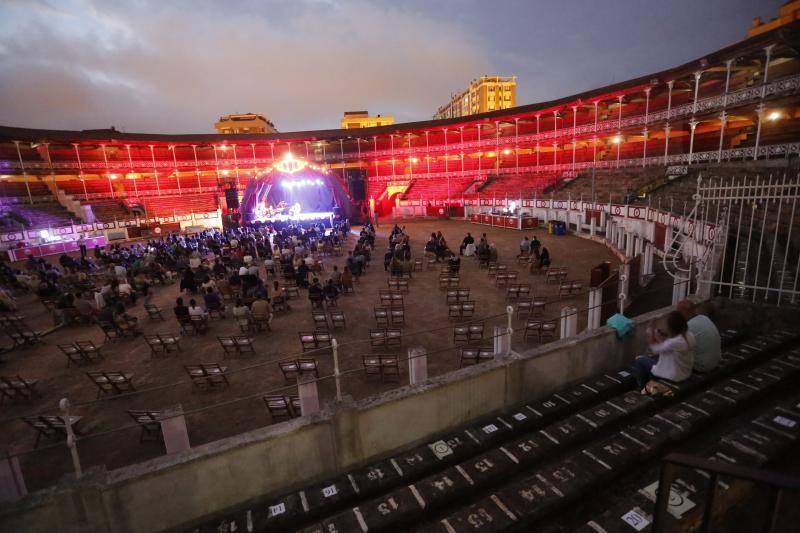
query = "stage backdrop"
(240, 166, 354, 223)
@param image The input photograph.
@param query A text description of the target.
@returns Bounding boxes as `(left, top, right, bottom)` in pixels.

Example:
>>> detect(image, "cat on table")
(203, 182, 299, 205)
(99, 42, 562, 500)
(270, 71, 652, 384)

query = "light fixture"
(222, 169, 230, 176)
(503, 148, 512, 155)
(612, 136, 622, 144)
(410, 157, 419, 163)
(109, 174, 118, 180)
(487, 151, 496, 157)
(220, 145, 228, 151)
(768, 111, 781, 121)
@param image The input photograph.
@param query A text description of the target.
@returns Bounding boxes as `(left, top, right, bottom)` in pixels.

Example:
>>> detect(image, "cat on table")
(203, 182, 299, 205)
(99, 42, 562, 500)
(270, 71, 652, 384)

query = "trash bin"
(547, 222, 554, 234)
(555, 222, 566, 236)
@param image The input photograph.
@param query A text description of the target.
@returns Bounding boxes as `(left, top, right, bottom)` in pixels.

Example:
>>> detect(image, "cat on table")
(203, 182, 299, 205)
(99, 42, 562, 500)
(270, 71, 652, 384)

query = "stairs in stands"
(185, 328, 799, 533)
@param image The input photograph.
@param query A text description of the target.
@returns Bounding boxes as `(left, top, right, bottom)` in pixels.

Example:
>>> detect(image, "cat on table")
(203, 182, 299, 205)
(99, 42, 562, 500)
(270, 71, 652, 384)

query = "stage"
(254, 210, 334, 224)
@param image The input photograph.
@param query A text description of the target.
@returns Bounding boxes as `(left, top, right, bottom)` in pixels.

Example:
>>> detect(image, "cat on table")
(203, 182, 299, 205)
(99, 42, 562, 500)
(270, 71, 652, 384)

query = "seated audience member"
(272, 280, 290, 310)
(174, 297, 190, 320)
(308, 277, 324, 304)
(531, 235, 541, 255)
(677, 299, 721, 372)
(384, 249, 394, 271)
(459, 233, 475, 256)
(341, 266, 354, 292)
(448, 253, 461, 273)
(329, 265, 342, 289)
(114, 303, 141, 335)
(251, 294, 273, 324)
(519, 236, 530, 257)
(633, 311, 695, 394)
(204, 287, 225, 317)
(538, 247, 551, 269)
(323, 279, 339, 302)
(74, 291, 97, 321)
(187, 298, 207, 317)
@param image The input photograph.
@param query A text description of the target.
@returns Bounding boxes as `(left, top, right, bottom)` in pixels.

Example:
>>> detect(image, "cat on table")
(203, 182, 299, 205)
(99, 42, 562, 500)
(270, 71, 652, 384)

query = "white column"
(666, 80, 674, 120)
(425, 131, 430, 175)
(408, 347, 428, 385)
(617, 95, 624, 129)
(663, 124, 671, 165)
(298, 373, 321, 416)
(692, 71, 702, 114)
(571, 105, 578, 172)
(560, 306, 578, 339)
(762, 44, 775, 92)
(535, 114, 541, 171)
(753, 103, 766, 160)
(644, 242, 654, 275)
(514, 118, 519, 170)
(672, 274, 690, 305)
(587, 288, 603, 331)
(625, 231, 635, 257)
(717, 112, 727, 163)
(552, 111, 558, 169)
(688, 119, 699, 164)
(390, 134, 395, 177)
(723, 59, 734, 106)
(642, 129, 649, 167)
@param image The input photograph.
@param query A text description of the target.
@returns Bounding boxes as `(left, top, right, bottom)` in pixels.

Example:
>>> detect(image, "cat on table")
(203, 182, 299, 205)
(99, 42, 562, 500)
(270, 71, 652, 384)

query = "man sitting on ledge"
(677, 299, 721, 373)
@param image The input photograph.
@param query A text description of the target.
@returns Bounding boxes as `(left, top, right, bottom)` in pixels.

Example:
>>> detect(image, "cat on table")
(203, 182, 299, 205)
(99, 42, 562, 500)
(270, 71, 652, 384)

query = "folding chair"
(76, 340, 104, 362)
(127, 410, 163, 443)
(457, 288, 471, 301)
(380, 355, 400, 382)
(60, 343, 87, 367)
(234, 335, 255, 355)
(446, 289, 460, 304)
(299, 332, 317, 352)
(532, 296, 547, 316)
(459, 347, 480, 367)
(374, 307, 389, 327)
(386, 328, 402, 347)
(86, 371, 135, 398)
(23, 415, 82, 449)
(145, 334, 168, 357)
(279, 360, 299, 381)
(413, 259, 423, 271)
(517, 298, 533, 318)
(506, 284, 522, 301)
(157, 334, 182, 354)
(540, 320, 558, 342)
(263, 395, 294, 420)
(314, 330, 332, 350)
(330, 310, 346, 329)
(312, 311, 329, 330)
(185, 363, 229, 390)
(0, 376, 40, 403)
(298, 358, 319, 377)
(190, 315, 209, 335)
(99, 321, 123, 342)
(144, 304, 164, 321)
(218, 336, 239, 358)
(251, 313, 271, 332)
(370, 329, 386, 348)
(524, 319, 543, 342)
(390, 307, 405, 326)
(468, 323, 485, 344)
(177, 316, 194, 336)
(461, 301, 476, 319)
(453, 325, 469, 344)
(363, 355, 382, 379)
(448, 304, 462, 320)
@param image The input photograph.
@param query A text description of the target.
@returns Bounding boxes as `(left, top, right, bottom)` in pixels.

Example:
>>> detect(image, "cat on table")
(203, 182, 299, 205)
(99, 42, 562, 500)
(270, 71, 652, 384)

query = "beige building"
(214, 113, 277, 134)
(748, 1, 800, 37)
(341, 111, 394, 129)
(434, 75, 517, 119)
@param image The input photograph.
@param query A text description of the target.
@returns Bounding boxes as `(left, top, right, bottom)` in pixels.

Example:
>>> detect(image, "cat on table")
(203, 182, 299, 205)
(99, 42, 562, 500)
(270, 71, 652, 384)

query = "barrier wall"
(0, 307, 670, 533)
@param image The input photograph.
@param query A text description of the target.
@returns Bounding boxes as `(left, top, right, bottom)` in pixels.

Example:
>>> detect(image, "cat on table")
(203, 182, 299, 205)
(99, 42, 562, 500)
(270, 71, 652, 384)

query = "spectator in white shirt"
(633, 311, 695, 393)
(677, 300, 721, 373)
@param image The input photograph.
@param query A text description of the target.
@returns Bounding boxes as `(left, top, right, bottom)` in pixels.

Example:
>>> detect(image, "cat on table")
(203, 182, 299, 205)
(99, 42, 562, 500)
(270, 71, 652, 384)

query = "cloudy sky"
(0, 0, 784, 134)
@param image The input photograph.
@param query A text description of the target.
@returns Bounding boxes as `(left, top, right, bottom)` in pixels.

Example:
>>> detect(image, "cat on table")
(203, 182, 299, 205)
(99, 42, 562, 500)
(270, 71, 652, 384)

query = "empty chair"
(517, 298, 533, 318)
(217, 336, 239, 358)
(540, 320, 558, 342)
(279, 360, 300, 381)
(0, 375, 40, 403)
(144, 304, 164, 320)
(363, 355, 382, 379)
(297, 358, 319, 377)
(413, 258, 423, 271)
(532, 296, 547, 316)
(127, 410, 163, 443)
(446, 289, 460, 304)
(453, 325, 469, 344)
(374, 307, 390, 327)
(184, 363, 229, 390)
(330, 310, 346, 329)
(468, 323, 485, 343)
(459, 347, 494, 367)
(23, 415, 82, 448)
(312, 311, 328, 329)
(234, 335, 255, 355)
(299, 331, 317, 352)
(144, 335, 168, 357)
(263, 395, 294, 420)
(86, 371, 135, 398)
(76, 340, 104, 361)
(524, 319, 543, 342)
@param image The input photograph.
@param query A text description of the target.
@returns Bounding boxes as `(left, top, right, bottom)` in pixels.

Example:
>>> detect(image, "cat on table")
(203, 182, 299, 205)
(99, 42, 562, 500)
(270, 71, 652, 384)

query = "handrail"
(653, 452, 800, 533)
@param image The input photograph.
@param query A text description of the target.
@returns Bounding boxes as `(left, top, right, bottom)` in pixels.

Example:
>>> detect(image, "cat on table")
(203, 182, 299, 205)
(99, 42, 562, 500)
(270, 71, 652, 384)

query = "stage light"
(222, 170, 230, 176)
(487, 151, 496, 157)
(503, 148, 512, 155)
(612, 136, 622, 144)
(768, 111, 781, 121)
(109, 174, 118, 180)
(410, 157, 419, 163)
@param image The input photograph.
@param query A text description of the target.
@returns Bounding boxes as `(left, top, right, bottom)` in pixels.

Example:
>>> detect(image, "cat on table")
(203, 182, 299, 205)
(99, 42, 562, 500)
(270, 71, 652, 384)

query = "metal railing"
(653, 452, 800, 533)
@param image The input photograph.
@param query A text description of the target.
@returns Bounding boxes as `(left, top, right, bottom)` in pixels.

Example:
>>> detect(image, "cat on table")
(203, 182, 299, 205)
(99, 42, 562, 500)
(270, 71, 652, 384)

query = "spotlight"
(503, 148, 512, 155)
(222, 170, 229, 176)
(108, 174, 118, 180)
(768, 111, 781, 121)
(410, 157, 419, 163)
(612, 136, 622, 144)
(487, 151, 496, 157)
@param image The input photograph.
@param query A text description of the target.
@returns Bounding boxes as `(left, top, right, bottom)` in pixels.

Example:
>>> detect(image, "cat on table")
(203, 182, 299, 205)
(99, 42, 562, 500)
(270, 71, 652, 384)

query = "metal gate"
(664, 172, 800, 305)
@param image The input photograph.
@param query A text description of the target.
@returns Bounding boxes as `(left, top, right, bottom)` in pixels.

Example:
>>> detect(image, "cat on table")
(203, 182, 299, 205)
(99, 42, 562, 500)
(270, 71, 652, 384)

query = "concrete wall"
(0, 306, 669, 533)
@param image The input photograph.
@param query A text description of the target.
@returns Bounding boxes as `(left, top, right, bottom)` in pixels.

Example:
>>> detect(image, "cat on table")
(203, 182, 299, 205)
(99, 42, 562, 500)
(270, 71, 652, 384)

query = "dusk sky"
(0, 0, 785, 134)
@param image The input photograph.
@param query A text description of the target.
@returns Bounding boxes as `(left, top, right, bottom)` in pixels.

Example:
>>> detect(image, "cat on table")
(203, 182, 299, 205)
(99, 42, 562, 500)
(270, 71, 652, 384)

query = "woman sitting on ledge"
(633, 311, 695, 395)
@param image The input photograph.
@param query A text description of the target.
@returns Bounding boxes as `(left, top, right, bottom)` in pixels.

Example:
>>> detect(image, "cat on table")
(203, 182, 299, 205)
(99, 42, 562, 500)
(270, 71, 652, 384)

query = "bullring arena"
(1, 10, 800, 533)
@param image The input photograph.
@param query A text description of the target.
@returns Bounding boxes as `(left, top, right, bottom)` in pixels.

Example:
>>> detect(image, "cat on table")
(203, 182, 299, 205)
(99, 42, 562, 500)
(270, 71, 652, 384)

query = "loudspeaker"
(225, 189, 239, 209)
(346, 168, 367, 201)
